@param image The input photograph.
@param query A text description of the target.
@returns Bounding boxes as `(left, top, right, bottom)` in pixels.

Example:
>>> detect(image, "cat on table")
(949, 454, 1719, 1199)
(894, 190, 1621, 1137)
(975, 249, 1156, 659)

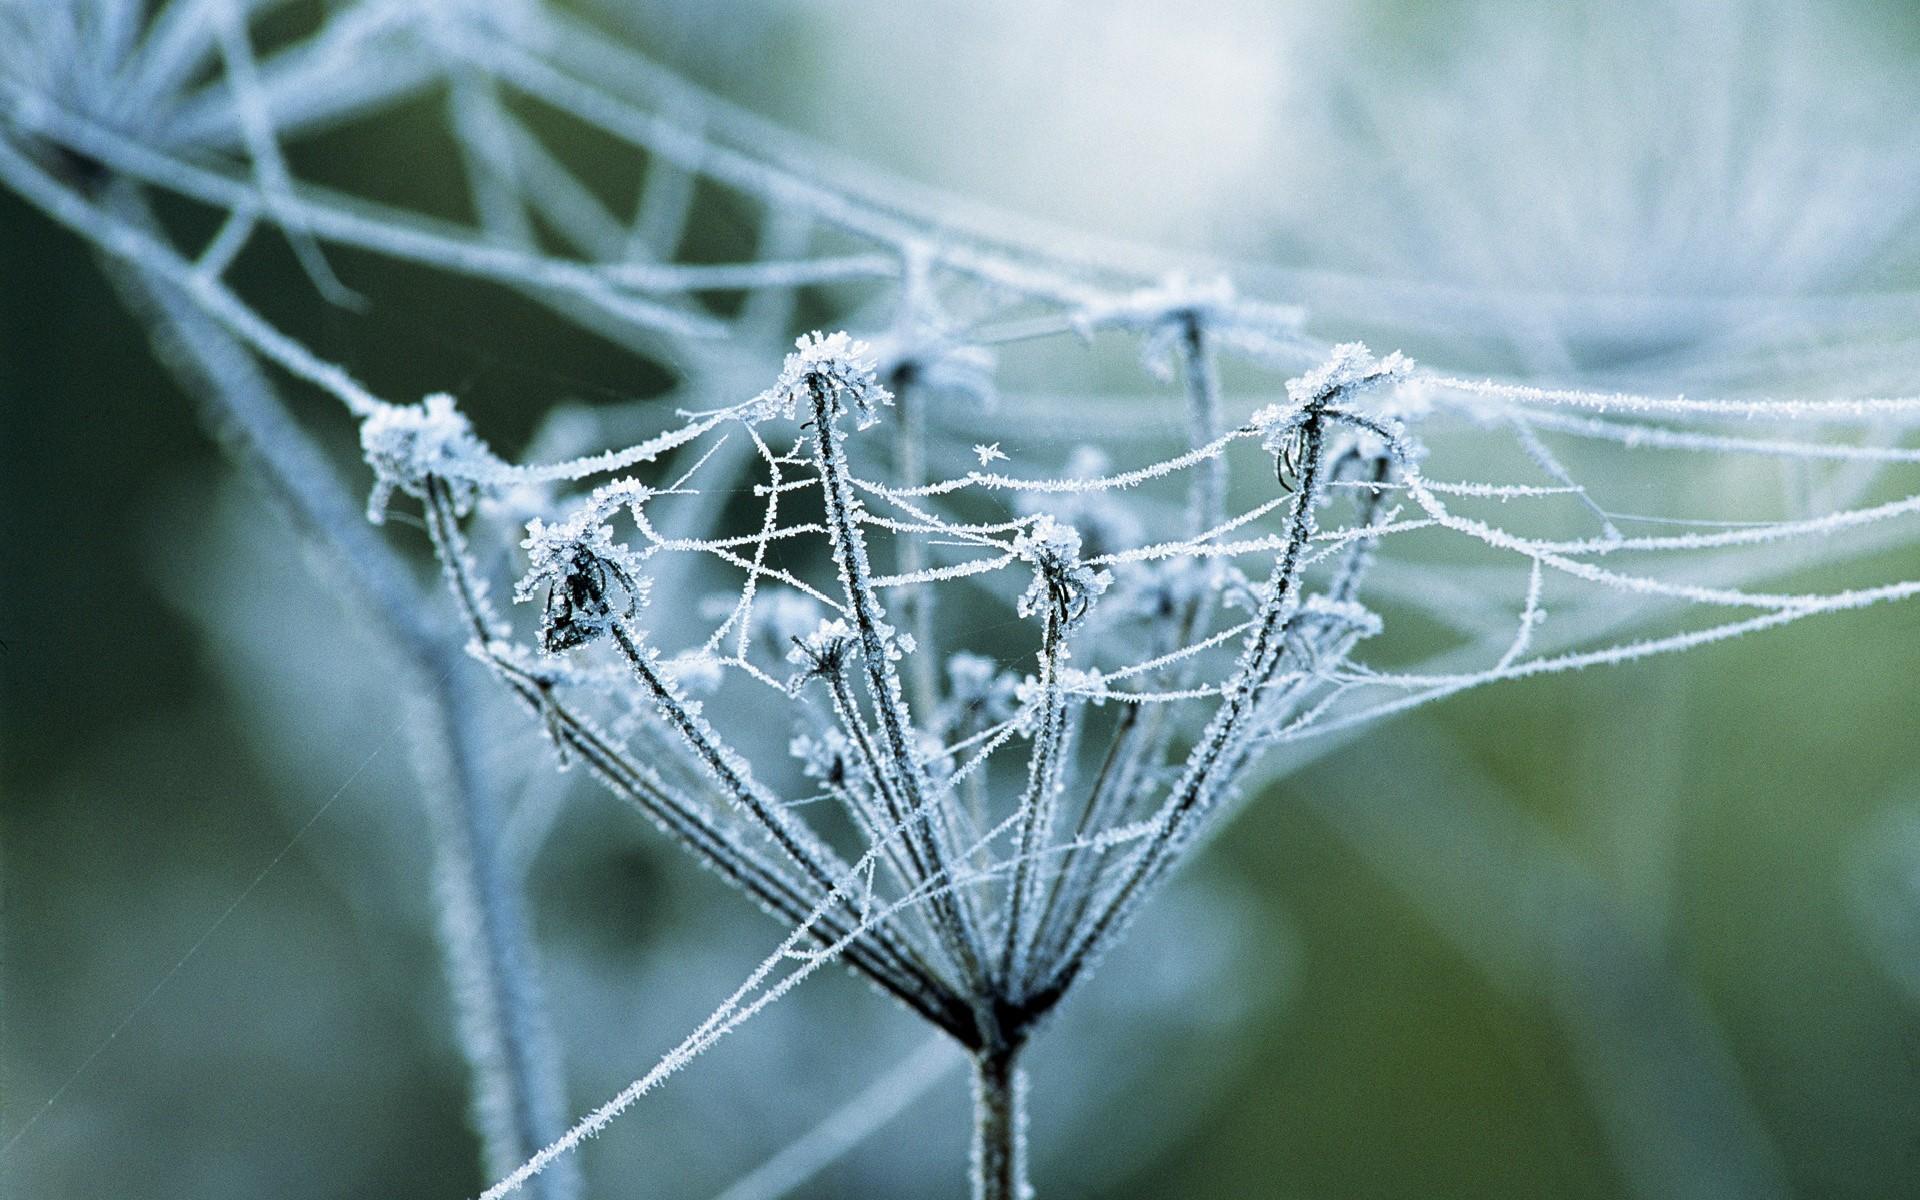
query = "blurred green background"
(8, 2, 1920, 1197)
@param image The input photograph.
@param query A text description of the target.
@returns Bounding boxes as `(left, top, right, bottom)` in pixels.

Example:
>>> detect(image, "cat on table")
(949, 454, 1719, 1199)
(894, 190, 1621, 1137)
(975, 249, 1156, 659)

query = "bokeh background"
(8, 1, 1920, 1197)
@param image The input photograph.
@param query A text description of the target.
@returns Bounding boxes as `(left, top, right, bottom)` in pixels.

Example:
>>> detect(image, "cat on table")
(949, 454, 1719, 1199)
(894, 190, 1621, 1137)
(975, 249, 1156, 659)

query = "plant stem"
(971, 1044, 1028, 1200)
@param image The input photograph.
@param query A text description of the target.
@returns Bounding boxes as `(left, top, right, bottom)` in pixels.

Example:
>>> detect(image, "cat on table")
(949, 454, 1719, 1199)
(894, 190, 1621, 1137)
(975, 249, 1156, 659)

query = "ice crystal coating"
(1287, 341, 1414, 407)
(1059, 666, 1110, 705)
(28, 8, 1920, 1192)
(1250, 342, 1415, 457)
(785, 617, 858, 692)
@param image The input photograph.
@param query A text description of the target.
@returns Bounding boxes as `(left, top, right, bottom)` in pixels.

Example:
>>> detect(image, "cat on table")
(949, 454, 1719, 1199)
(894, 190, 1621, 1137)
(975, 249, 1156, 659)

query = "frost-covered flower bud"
(785, 617, 857, 693)
(1012, 515, 1113, 630)
(1250, 342, 1415, 451)
(745, 331, 895, 430)
(1249, 343, 1416, 489)
(514, 511, 649, 654)
(1286, 342, 1413, 410)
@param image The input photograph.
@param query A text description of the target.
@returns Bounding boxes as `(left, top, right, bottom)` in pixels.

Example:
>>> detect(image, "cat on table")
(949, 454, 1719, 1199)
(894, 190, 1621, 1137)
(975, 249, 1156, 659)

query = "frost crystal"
(1059, 666, 1111, 705)
(27, 5, 1920, 1196)
(1287, 341, 1413, 407)
(360, 393, 497, 522)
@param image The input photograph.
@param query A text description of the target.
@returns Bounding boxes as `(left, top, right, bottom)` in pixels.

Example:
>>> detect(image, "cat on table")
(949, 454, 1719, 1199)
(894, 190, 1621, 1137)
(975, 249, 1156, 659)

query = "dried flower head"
(514, 511, 649, 654)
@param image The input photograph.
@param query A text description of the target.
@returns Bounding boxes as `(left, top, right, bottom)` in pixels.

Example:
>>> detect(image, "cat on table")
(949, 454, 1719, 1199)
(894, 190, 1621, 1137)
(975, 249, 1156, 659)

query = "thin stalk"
(1000, 602, 1071, 996)
(970, 1044, 1028, 1200)
(602, 617, 968, 1007)
(1174, 314, 1226, 533)
(821, 671, 945, 918)
(607, 621, 858, 902)
(805, 665, 965, 971)
(891, 377, 943, 722)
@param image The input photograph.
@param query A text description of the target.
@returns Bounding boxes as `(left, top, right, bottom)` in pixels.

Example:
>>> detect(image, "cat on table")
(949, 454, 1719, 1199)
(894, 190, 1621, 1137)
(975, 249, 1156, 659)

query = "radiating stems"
(599, 583, 959, 1015)
(819, 666, 955, 956)
(807, 374, 991, 1002)
(608, 621, 852, 897)
(1040, 402, 1333, 1007)
(420, 481, 969, 1038)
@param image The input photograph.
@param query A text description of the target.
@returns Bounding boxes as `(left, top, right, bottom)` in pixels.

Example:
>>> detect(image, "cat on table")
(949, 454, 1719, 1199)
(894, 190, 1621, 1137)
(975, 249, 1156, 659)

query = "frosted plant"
(8, 2, 1920, 1198)
(360, 321, 1920, 1199)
